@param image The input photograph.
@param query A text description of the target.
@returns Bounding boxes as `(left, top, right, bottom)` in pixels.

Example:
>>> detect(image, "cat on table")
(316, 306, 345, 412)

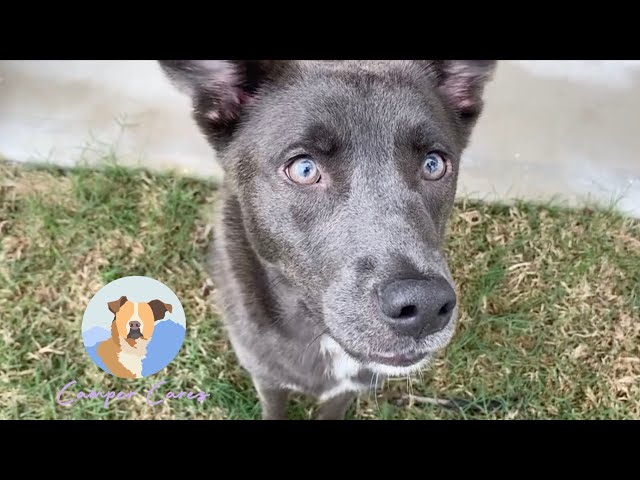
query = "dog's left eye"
(422, 152, 447, 180)
(286, 156, 321, 185)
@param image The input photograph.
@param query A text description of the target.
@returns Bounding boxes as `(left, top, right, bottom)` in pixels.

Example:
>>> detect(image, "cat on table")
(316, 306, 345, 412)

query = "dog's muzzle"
(128, 321, 142, 339)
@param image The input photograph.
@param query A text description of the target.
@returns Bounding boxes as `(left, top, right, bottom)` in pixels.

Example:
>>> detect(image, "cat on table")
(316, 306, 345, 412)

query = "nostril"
(398, 305, 417, 318)
(438, 301, 455, 316)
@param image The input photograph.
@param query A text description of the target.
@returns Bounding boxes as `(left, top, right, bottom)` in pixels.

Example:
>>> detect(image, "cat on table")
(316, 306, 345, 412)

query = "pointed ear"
(158, 60, 288, 149)
(159, 60, 249, 112)
(432, 60, 497, 121)
(107, 296, 128, 315)
(147, 299, 173, 322)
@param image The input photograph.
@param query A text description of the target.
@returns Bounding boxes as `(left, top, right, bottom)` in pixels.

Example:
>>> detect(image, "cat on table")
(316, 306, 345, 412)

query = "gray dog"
(159, 60, 496, 419)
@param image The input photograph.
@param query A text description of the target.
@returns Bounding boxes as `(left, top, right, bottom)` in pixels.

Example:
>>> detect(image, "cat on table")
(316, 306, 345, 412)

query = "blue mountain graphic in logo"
(142, 319, 185, 376)
(83, 319, 185, 377)
(83, 326, 111, 348)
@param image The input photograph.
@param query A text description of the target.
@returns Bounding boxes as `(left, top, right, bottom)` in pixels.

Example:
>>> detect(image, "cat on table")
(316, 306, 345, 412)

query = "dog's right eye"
(285, 156, 321, 185)
(422, 152, 447, 181)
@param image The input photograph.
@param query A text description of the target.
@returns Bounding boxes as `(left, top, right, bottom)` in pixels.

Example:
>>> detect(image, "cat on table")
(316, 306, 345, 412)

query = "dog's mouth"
(325, 334, 431, 371)
(366, 351, 429, 367)
(127, 329, 143, 340)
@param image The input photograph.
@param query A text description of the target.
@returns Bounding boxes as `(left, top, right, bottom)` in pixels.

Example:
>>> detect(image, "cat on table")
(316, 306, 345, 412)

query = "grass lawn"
(0, 159, 638, 420)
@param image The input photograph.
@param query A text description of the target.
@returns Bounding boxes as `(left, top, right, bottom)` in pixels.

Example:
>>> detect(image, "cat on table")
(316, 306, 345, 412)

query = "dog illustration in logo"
(97, 296, 172, 378)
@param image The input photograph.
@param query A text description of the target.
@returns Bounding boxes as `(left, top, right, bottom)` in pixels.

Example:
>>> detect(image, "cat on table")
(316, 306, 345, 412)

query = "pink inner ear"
(234, 88, 252, 106)
(208, 86, 254, 122)
(436, 61, 495, 115)
(440, 79, 477, 113)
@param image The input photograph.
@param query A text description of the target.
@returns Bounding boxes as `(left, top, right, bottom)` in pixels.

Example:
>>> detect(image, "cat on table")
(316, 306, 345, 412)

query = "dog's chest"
(118, 340, 147, 378)
(316, 337, 369, 402)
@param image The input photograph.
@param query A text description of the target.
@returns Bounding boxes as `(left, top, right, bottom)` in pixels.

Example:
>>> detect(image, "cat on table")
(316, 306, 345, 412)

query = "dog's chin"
(364, 355, 433, 376)
(323, 313, 458, 377)
(321, 335, 437, 378)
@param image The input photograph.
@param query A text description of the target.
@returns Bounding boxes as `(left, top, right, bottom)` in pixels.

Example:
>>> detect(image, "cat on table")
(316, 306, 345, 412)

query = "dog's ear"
(107, 296, 128, 315)
(431, 60, 497, 122)
(147, 299, 173, 322)
(158, 60, 287, 149)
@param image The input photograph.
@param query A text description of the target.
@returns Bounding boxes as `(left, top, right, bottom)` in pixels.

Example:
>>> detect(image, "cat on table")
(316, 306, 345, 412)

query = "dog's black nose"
(377, 276, 456, 339)
(129, 321, 141, 330)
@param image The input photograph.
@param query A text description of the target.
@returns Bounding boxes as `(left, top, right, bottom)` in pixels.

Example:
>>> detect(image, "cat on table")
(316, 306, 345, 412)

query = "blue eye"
(422, 152, 447, 180)
(286, 156, 321, 185)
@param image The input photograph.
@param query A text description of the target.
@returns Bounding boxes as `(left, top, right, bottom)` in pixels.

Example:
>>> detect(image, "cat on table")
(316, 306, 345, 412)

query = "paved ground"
(462, 61, 640, 217)
(1, 60, 639, 216)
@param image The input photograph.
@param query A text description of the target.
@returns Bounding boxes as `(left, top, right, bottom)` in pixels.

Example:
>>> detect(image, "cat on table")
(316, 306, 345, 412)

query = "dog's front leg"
(315, 392, 357, 420)
(254, 379, 290, 420)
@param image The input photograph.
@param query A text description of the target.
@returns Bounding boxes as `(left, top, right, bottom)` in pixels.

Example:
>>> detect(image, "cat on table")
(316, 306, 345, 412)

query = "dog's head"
(107, 296, 172, 345)
(160, 60, 496, 374)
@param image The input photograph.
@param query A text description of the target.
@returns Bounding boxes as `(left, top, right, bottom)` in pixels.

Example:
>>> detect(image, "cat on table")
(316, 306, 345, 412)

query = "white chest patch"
(320, 336, 361, 380)
(318, 337, 366, 401)
(317, 380, 365, 403)
(118, 338, 148, 379)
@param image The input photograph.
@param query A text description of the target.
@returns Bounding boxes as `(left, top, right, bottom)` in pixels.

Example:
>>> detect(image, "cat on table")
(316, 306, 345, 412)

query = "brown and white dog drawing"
(97, 296, 172, 379)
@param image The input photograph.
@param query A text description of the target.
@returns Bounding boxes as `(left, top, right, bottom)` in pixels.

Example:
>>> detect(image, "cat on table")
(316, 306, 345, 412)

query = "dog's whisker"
(373, 372, 381, 414)
(302, 329, 329, 363)
(368, 371, 376, 399)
